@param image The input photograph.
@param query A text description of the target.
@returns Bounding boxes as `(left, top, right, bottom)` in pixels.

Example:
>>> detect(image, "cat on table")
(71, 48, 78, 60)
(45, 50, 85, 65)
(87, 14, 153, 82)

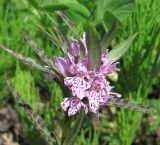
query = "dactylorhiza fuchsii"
(54, 33, 121, 116)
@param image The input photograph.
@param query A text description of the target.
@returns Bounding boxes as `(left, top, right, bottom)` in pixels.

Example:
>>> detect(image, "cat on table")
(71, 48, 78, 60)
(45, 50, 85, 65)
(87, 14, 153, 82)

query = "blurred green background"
(0, 0, 160, 145)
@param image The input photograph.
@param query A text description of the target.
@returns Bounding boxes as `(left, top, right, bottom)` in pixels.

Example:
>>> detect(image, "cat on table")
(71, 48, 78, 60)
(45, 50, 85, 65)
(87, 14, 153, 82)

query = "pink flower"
(100, 51, 119, 75)
(54, 32, 121, 116)
(86, 75, 121, 113)
(54, 34, 88, 77)
(69, 63, 88, 77)
(64, 76, 91, 100)
(61, 97, 88, 116)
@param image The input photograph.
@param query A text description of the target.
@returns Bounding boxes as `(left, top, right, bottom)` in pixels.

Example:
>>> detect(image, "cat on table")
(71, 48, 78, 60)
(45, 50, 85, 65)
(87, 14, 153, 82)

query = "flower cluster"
(54, 33, 121, 116)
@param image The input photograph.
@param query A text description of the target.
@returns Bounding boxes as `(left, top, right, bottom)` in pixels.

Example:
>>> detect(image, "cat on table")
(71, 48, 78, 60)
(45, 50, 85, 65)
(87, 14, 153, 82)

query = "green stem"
(62, 111, 85, 145)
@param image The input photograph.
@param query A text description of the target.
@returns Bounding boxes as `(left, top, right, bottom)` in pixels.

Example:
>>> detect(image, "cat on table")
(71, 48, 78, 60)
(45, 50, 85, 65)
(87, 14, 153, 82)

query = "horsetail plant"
(0, 11, 151, 145)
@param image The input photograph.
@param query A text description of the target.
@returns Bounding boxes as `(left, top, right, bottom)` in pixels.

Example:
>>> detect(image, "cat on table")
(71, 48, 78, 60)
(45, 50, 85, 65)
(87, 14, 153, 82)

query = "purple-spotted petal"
(100, 61, 118, 74)
(89, 99, 99, 113)
(100, 51, 119, 74)
(86, 90, 99, 100)
(64, 97, 88, 116)
(81, 102, 88, 114)
(64, 77, 91, 99)
(68, 98, 82, 116)
(72, 86, 86, 99)
(61, 98, 70, 111)
(69, 63, 88, 77)
(68, 107, 79, 116)
(54, 56, 70, 76)
(64, 77, 75, 87)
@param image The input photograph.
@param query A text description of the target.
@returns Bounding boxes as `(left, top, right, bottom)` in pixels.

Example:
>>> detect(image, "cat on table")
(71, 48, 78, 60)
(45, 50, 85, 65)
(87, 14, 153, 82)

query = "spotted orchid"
(55, 33, 121, 116)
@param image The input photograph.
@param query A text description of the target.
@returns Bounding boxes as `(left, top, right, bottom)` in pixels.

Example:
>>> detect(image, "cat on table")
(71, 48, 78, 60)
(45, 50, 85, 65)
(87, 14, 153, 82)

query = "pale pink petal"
(110, 92, 122, 98)
(68, 107, 79, 116)
(86, 90, 99, 100)
(68, 97, 82, 116)
(82, 54, 88, 68)
(73, 78, 91, 99)
(54, 56, 70, 76)
(64, 77, 75, 87)
(64, 77, 91, 99)
(80, 32, 88, 55)
(75, 64, 88, 77)
(61, 98, 70, 111)
(68, 103, 81, 116)
(101, 50, 108, 64)
(100, 61, 118, 74)
(89, 99, 99, 113)
(69, 63, 88, 77)
(72, 86, 86, 100)
(100, 50, 119, 74)
(81, 102, 88, 114)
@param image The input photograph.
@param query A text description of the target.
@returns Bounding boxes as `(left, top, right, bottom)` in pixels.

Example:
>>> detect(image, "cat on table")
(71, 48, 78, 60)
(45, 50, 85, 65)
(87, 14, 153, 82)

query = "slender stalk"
(63, 111, 85, 145)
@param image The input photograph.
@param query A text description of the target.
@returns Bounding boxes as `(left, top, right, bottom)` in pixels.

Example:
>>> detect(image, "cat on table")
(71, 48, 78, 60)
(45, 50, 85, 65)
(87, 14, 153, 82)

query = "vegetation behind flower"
(0, 0, 160, 145)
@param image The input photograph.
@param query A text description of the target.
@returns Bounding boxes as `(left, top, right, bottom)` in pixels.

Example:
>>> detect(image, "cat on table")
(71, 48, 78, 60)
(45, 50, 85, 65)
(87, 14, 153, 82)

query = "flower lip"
(61, 96, 88, 116)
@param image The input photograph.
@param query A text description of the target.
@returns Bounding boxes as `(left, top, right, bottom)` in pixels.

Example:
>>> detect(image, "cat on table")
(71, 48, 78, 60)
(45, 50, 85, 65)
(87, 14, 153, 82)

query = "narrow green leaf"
(44, 11, 71, 58)
(41, 3, 67, 11)
(53, 26, 70, 53)
(28, 0, 90, 19)
(23, 32, 59, 73)
(100, 21, 118, 51)
(63, 111, 85, 145)
(108, 33, 138, 60)
(43, 11, 66, 50)
(41, 2, 90, 19)
(86, 23, 101, 70)
(55, 11, 79, 39)
(33, 23, 61, 48)
(7, 82, 58, 145)
(97, 0, 135, 22)
(0, 45, 53, 74)
(106, 98, 151, 113)
(53, 26, 74, 64)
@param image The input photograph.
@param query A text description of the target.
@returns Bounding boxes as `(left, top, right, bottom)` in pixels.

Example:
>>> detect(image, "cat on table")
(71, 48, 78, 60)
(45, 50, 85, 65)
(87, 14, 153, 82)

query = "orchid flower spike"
(54, 33, 121, 116)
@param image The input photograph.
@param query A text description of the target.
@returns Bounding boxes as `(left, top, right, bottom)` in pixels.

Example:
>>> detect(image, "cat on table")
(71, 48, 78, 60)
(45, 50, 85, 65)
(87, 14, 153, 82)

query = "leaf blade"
(108, 33, 138, 60)
(7, 81, 58, 145)
(0, 45, 53, 74)
(23, 32, 59, 73)
(100, 21, 118, 51)
(105, 98, 151, 113)
(41, 2, 90, 19)
(55, 11, 79, 39)
(86, 23, 101, 70)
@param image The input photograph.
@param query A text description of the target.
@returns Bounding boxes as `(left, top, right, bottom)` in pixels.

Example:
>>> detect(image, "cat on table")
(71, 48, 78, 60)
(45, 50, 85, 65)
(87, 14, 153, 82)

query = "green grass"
(113, 0, 160, 144)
